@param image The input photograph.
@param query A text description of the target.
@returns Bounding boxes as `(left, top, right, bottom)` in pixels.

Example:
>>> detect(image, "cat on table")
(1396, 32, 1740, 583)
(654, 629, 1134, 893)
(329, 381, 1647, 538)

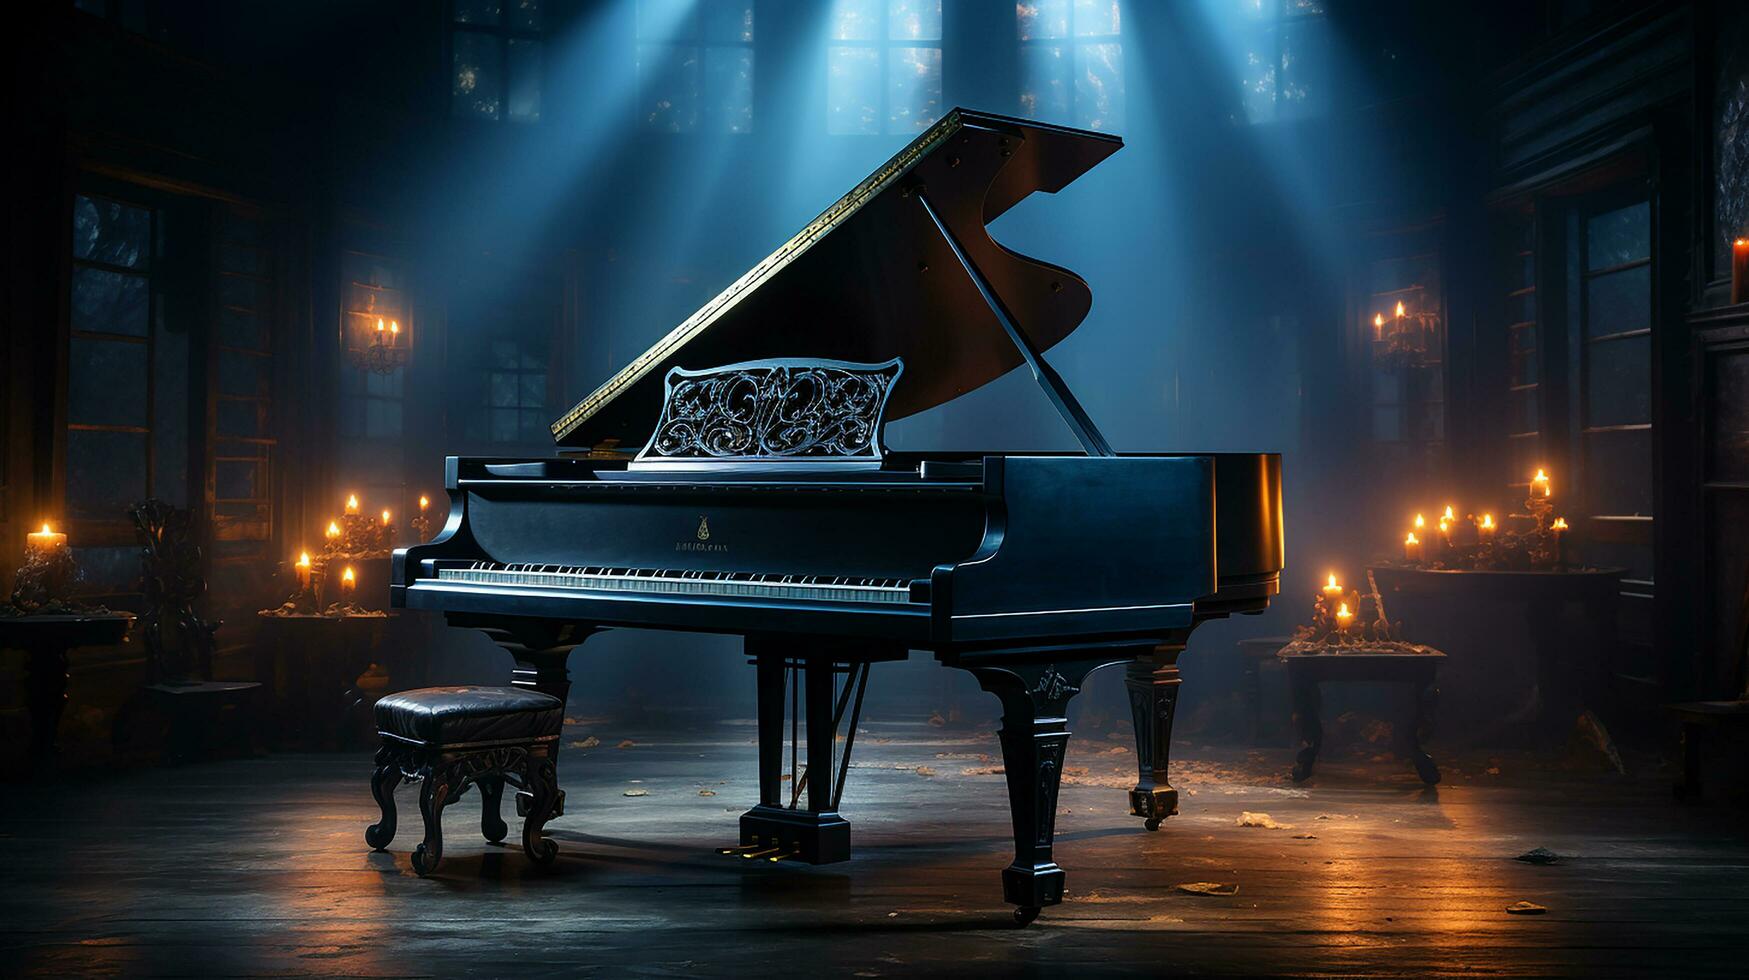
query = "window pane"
(71, 267, 149, 336)
(520, 372, 547, 407)
(1587, 201, 1649, 269)
(831, 0, 881, 41)
(1072, 0, 1120, 36)
(491, 409, 518, 443)
(1278, 14, 1327, 119)
(1583, 428, 1653, 515)
(640, 43, 700, 132)
(1018, 0, 1069, 40)
(491, 372, 520, 407)
(453, 32, 504, 120)
(638, 0, 695, 39)
(827, 46, 881, 135)
(68, 429, 147, 519)
(705, 46, 754, 133)
(701, 0, 753, 43)
(72, 196, 150, 269)
(889, 0, 941, 41)
(365, 398, 402, 438)
(1073, 41, 1124, 130)
(1586, 334, 1651, 427)
(218, 350, 269, 398)
(155, 314, 188, 507)
(1508, 386, 1538, 435)
(214, 458, 264, 502)
(1019, 45, 1072, 121)
(73, 546, 141, 596)
(1241, 30, 1279, 124)
(1505, 289, 1534, 324)
(507, 0, 542, 32)
(507, 38, 542, 121)
(1585, 264, 1650, 338)
(454, 0, 502, 26)
(886, 46, 941, 134)
(68, 337, 147, 427)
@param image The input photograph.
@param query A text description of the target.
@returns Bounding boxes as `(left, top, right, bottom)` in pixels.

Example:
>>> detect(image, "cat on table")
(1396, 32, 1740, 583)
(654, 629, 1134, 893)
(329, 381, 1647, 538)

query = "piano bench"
(363, 686, 567, 876)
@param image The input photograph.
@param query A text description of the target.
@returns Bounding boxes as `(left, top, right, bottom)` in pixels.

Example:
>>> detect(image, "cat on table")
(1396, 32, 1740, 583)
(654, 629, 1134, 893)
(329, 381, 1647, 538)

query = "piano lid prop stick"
(909, 184, 1116, 457)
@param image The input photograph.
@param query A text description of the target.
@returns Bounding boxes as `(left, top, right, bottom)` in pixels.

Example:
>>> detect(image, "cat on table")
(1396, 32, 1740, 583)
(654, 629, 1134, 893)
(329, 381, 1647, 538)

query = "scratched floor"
(2, 716, 1747, 977)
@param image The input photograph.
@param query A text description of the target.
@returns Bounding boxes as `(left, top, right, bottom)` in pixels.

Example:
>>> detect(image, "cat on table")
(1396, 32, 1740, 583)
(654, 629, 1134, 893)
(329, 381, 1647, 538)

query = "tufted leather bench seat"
(365, 685, 566, 875)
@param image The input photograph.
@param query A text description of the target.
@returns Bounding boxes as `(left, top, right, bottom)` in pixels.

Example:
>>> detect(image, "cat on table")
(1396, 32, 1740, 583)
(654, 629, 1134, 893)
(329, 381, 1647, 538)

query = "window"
(210, 208, 277, 562)
(471, 341, 551, 444)
(1572, 198, 1654, 582)
(66, 193, 184, 598)
(1363, 248, 1446, 493)
(637, 0, 755, 133)
(1237, 0, 1328, 125)
(1498, 208, 1540, 492)
(452, 0, 544, 122)
(827, 0, 942, 136)
(1017, 0, 1125, 131)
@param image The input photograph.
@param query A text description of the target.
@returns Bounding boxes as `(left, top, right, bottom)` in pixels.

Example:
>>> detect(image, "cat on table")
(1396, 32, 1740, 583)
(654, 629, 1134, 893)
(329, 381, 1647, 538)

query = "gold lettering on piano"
(697, 516, 712, 541)
(678, 514, 728, 552)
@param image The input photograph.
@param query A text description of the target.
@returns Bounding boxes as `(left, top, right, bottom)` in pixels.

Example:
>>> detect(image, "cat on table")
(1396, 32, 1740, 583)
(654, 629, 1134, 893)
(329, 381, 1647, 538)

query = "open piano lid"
(551, 108, 1123, 451)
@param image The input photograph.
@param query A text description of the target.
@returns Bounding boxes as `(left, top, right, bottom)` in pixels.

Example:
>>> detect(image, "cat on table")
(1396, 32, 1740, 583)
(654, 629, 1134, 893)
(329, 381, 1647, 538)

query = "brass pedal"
(740, 846, 784, 860)
(767, 846, 804, 863)
(717, 844, 762, 855)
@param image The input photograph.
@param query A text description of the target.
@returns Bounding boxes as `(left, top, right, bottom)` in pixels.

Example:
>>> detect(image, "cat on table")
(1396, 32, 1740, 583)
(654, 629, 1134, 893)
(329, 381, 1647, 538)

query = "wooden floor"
(3, 717, 1747, 978)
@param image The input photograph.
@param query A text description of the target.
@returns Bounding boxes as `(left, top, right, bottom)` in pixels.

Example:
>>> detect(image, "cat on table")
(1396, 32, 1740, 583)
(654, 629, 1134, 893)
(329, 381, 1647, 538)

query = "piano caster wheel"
(1144, 817, 1163, 832)
(1013, 906, 1040, 927)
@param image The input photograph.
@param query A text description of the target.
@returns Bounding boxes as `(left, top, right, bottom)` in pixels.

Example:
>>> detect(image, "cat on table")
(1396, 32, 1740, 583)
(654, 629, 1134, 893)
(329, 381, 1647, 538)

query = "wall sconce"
(1368, 300, 1440, 369)
(347, 316, 412, 375)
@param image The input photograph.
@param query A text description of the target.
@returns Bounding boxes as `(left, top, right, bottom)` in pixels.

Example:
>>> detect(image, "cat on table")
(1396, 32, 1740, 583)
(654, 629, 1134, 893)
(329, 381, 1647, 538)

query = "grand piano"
(393, 108, 1283, 924)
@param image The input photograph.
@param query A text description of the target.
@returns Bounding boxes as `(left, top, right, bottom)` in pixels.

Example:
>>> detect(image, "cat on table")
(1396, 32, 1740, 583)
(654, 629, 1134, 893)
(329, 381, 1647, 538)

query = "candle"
(1321, 572, 1344, 604)
(326, 520, 341, 540)
(341, 566, 357, 597)
(1530, 468, 1551, 499)
(1478, 513, 1496, 541)
(1336, 602, 1354, 633)
(345, 493, 360, 516)
(1734, 238, 1749, 305)
(381, 509, 392, 526)
(295, 551, 312, 592)
(389, 320, 400, 344)
(1404, 531, 1422, 563)
(375, 318, 386, 341)
(1372, 312, 1384, 341)
(1551, 517, 1568, 566)
(1441, 505, 1455, 523)
(26, 522, 68, 557)
(418, 495, 430, 512)
(1413, 513, 1426, 532)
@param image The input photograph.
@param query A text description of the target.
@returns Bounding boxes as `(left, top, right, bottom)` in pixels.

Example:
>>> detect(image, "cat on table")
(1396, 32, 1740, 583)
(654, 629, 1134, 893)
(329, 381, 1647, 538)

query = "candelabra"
(1369, 300, 1440, 370)
(347, 317, 411, 375)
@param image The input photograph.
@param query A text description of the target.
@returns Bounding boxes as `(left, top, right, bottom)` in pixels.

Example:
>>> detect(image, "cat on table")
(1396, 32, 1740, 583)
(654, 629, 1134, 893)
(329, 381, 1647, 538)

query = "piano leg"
(738, 640, 853, 864)
(1125, 642, 1185, 831)
(967, 655, 1130, 925)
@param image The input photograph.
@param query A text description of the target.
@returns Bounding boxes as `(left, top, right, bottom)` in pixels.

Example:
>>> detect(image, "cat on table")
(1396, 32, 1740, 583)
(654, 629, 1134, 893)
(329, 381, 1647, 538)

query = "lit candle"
(1404, 531, 1422, 563)
(389, 320, 400, 344)
(1441, 505, 1455, 523)
(1321, 572, 1344, 605)
(1552, 517, 1568, 566)
(326, 520, 341, 540)
(295, 551, 312, 592)
(1413, 513, 1426, 532)
(1372, 312, 1385, 341)
(1395, 300, 1406, 326)
(341, 566, 357, 597)
(381, 509, 392, 526)
(1336, 602, 1354, 633)
(375, 317, 385, 342)
(1530, 468, 1551, 499)
(1478, 513, 1496, 541)
(1734, 238, 1749, 305)
(418, 495, 430, 512)
(26, 522, 68, 557)
(345, 493, 360, 516)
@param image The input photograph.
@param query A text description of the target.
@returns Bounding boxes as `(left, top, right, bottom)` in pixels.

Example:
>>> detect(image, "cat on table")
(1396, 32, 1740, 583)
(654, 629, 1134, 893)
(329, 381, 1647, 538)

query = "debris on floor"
(1177, 881, 1239, 896)
(1237, 811, 1290, 829)
(1516, 847, 1560, 865)
(623, 788, 649, 797)
(616, 739, 636, 749)
(1291, 833, 1317, 840)
(697, 789, 716, 797)
(1505, 901, 1547, 915)
(914, 765, 937, 777)
(571, 735, 601, 749)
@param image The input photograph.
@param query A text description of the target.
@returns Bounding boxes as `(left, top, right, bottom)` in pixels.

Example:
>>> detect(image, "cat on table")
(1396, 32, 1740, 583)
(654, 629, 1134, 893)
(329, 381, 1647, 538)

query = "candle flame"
(1395, 300, 1406, 317)
(1337, 602, 1352, 618)
(376, 318, 385, 332)
(341, 566, 356, 584)
(381, 509, 391, 525)
(1737, 238, 1747, 247)
(1413, 513, 1425, 529)
(1325, 572, 1339, 589)
(296, 551, 310, 567)
(1405, 531, 1419, 545)
(1373, 313, 1384, 327)
(326, 520, 340, 537)
(1442, 505, 1455, 522)
(39, 522, 51, 534)
(1480, 513, 1494, 529)
(418, 495, 430, 510)
(389, 320, 400, 335)
(1552, 517, 1568, 531)
(346, 493, 359, 510)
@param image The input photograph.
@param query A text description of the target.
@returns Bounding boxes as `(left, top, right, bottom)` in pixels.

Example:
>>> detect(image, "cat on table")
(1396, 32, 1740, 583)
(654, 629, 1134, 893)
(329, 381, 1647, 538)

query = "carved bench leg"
(365, 743, 403, 851)
(1126, 644, 1183, 831)
(479, 774, 509, 844)
(411, 771, 451, 876)
(521, 754, 560, 865)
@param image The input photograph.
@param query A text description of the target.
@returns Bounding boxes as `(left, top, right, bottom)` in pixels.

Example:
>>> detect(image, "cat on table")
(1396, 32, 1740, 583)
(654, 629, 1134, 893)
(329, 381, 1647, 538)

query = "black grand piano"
(393, 108, 1283, 924)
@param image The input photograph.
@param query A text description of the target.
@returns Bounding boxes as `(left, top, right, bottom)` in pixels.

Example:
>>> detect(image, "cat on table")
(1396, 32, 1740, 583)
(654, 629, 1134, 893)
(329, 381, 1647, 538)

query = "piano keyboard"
(436, 562, 915, 605)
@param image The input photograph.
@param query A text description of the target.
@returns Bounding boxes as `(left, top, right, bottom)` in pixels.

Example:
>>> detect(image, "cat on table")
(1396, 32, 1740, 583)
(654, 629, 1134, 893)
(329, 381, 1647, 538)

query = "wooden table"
(1279, 643, 1444, 784)
(1367, 565, 1624, 738)
(253, 613, 391, 749)
(0, 612, 134, 756)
